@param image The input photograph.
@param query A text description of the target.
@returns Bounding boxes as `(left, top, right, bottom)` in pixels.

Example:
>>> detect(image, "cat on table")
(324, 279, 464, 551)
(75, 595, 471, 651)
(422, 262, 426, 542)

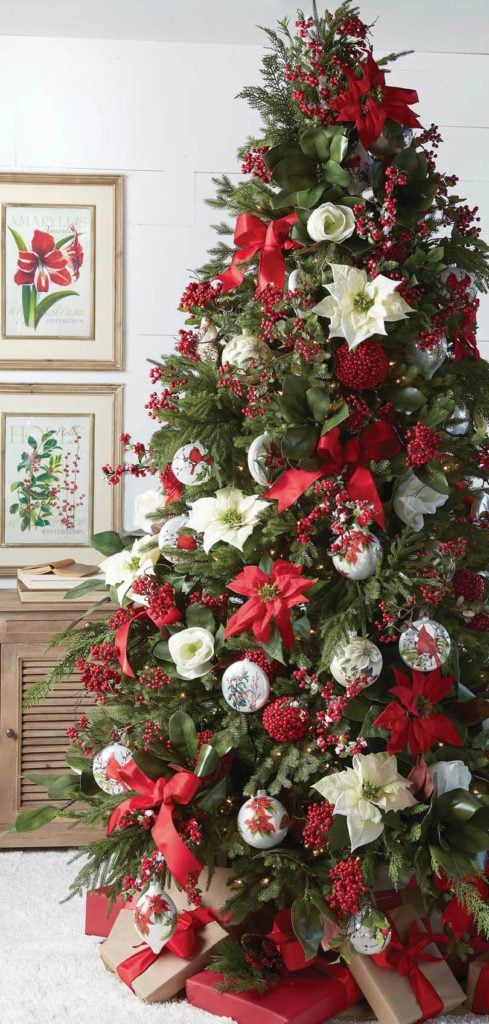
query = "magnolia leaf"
(415, 462, 450, 495)
(14, 806, 59, 832)
(306, 386, 331, 422)
(168, 710, 198, 762)
(194, 743, 220, 777)
(64, 578, 106, 600)
(198, 776, 227, 811)
(91, 530, 125, 555)
(185, 602, 216, 633)
(321, 401, 349, 434)
(261, 626, 286, 665)
(132, 748, 173, 778)
(291, 898, 323, 960)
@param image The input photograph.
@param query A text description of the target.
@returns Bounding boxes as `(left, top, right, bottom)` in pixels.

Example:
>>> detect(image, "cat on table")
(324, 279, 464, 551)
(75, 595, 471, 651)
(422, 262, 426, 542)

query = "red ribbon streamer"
(215, 213, 301, 294)
(117, 906, 217, 992)
(264, 421, 400, 529)
(473, 962, 489, 1014)
(107, 763, 202, 888)
(372, 919, 448, 1023)
(114, 606, 182, 678)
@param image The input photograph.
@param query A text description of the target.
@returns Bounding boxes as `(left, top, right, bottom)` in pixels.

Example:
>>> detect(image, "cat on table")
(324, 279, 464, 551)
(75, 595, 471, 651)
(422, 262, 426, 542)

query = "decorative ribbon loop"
(117, 906, 217, 992)
(114, 606, 182, 677)
(216, 213, 301, 294)
(265, 421, 400, 529)
(373, 919, 447, 1023)
(267, 909, 318, 972)
(106, 763, 202, 888)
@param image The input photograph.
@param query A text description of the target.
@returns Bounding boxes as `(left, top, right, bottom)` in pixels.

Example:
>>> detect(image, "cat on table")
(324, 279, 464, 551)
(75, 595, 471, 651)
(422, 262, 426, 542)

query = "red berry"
(335, 340, 388, 392)
(452, 568, 485, 603)
(263, 696, 311, 742)
(469, 612, 489, 631)
(302, 801, 334, 852)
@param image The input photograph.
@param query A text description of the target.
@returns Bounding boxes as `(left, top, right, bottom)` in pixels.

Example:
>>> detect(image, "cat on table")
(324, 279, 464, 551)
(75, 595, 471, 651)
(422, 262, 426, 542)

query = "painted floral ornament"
(440, 265, 477, 301)
(133, 879, 178, 954)
(221, 658, 270, 713)
(398, 616, 451, 672)
(158, 513, 191, 562)
(92, 743, 134, 795)
(346, 907, 391, 955)
(330, 631, 383, 688)
(331, 529, 382, 581)
(221, 331, 271, 377)
(171, 442, 212, 486)
(410, 336, 447, 380)
(444, 403, 470, 437)
(247, 433, 281, 486)
(237, 790, 289, 849)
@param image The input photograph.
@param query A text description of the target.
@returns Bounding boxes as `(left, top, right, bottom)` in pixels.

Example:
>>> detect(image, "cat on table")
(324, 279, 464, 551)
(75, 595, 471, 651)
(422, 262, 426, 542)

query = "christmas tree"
(19, 0, 489, 989)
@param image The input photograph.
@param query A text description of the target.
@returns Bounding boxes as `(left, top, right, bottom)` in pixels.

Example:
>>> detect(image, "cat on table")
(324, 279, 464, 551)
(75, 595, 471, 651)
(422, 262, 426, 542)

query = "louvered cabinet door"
(0, 642, 101, 847)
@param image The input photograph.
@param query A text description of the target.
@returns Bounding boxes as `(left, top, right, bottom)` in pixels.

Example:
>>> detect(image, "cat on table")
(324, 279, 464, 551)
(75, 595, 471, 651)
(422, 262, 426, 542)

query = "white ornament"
(431, 760, 472, 796)
(221, 659, 270, 712)
(332, 530, 382, 580)
(158, 514, 190, 562)
(411, 336, 447, 380)
(197, 316, 219, 362)
(398, 616, 451, 672)
(307, 202, 355, 244)
(92, 743, 134, 795)
(171, 442, 212, 486)
(393, 470, 449, 533)
(221, 332, 271, 374)
(444, 404, 470, 437)
(313, 264, 413, 351)
(347, 143, 374, 198)
(440, 266, 477, 301)
(247, 433, 277, 486)
(347, 907, 392, 955)
(471, 491, 489, 521)
(134, 489, 165, 534)
(330, 631, 383, 688)
(133, 880, 178, 954)
(237, 791, 289, 850)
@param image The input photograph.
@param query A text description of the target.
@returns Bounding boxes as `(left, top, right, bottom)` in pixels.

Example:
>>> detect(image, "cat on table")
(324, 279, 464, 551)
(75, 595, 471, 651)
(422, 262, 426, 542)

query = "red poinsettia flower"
(373, 667, 461, 756)
(330, 53, 421, 149)
(224, 559, 315, 647)
(14, 230, 72, 293)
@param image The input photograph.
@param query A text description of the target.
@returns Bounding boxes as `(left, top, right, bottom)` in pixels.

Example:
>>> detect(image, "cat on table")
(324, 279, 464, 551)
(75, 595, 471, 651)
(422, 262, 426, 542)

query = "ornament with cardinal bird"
(398, 616, 451, 672)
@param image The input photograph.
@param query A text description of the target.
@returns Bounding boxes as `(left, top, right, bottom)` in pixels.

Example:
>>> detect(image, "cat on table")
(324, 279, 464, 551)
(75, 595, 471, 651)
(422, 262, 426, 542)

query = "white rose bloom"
(168, 627, 215, 679)
(313, 264, 413, 350)
(221, 333, 271, 371)
(307, 203, 356, 243)
(186, 487, 268, 554)
(393, 470, 449, 532)
(134, 489, 165, 533)
(431, 760, 472, 796)
(314, 752, 417, 851)
(99, 537, 160, 605)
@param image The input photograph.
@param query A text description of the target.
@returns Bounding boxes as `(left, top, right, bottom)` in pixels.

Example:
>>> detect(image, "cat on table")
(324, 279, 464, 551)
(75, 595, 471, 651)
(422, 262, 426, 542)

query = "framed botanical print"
(0, 383, 123, 575)
(0, 174, 123, 369)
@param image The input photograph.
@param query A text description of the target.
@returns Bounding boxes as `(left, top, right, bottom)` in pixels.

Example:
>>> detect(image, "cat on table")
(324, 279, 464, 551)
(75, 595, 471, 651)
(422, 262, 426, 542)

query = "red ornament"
(373, 666, 461, 756)
(335, 340, 388, 392)
(469, 611, 489, 632)
(452, 568, 485, 603)
(330, 52, 421, 149)
(263, 696, 311, 742)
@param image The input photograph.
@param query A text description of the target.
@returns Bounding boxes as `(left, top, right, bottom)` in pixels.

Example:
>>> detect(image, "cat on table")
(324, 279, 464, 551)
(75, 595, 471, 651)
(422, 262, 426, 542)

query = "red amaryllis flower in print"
(373, 667, 461, 756)
(64, 226, 84, 280)
(224, 559, 315, 647)
(330, 53, 421, 149)
(14, 230, 72, 293)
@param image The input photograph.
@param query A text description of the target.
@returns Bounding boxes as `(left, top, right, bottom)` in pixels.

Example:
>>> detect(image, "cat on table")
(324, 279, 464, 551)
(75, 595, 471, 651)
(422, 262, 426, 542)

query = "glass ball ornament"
(346, 907, 392, 955)
(158, 513, 191, 562)
(440, 265, 477, 301)
(471, 490, 489, 521)
(247, 433, 275, 486)
(398, 615, 451, 672)
(221, 658, 270, 713)
(330, 631, 383, 688)
(332, 531, 382, 581)
(92, 743, 134, 795)
(220, 331, 271, 377)
(410, 335, 447, 380)
(237, 790, 289, 850)
(444, 403, 470, 437)
(133, 879, 178, 954)
(197, 316, 219, 363)
(171, 442, 212, 486)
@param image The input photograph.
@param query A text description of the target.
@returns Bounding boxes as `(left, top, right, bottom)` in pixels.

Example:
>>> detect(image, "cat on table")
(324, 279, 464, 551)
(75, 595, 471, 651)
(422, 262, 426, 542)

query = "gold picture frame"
(0, 173, 123, 369)
(0, 383, 123, 575)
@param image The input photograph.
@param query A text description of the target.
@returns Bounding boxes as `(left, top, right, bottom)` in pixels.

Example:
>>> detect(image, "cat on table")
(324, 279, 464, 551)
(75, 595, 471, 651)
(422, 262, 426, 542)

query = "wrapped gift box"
(85, 887, 134, 937)
(100, 906, 228, 1002)
(348, 905, 465, 1024)
(373, 878, 425, 915)
(187, 965, 361, 1024)
(466, 950, 489, 1013)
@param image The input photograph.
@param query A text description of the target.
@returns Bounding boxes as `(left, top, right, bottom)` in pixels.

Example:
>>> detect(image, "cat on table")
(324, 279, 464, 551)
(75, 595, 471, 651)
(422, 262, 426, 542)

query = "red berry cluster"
(405, 422, 441, 468)
(118, 808, 155, 831)
(241, 146, 272, 183)
(189, 590, 229, 620)
(328, 857, 367, 919)
(178, 279, 222, 312)
(103, 438, 155, 485)
(335, 339, 388, 392)
(262, 696, 311, 742)
(239, 647, 278, 679)
(141, 720, 166, 750)
(218, 365, 272, 418)
(77, 643, 122, 702)
(65, 714, 93, 756)
(137, 667, 173, 692)
(177, 816, 203, 846)
(346, 395, 371, 432)
(242, 934, 286, 975)
(302, 801, 334, 852)
(476, 444, 489, 474)
(336, 13, 368, 39)
(452, 568, 485, 603)
(177, 328, 200, 361)
(469, 612, 489, 632)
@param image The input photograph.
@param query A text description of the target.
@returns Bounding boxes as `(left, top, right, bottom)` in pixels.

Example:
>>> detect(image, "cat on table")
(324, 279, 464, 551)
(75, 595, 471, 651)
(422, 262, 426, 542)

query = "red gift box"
(85, 888, 134, 937)
(186, 966, 361, 1024)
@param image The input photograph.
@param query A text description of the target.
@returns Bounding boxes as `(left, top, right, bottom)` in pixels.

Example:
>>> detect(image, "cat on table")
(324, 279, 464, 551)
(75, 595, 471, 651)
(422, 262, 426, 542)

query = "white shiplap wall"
(0, 31, 486, 553)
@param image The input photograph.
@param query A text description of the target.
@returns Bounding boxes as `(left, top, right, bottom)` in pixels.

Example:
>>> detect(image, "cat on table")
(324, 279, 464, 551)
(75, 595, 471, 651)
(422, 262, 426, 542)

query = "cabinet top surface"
(0, 588, 108, 618)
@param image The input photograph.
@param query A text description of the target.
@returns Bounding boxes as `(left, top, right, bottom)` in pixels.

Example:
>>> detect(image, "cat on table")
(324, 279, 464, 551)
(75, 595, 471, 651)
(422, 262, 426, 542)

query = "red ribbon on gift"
(264, 421, 400, 529)
(473, 962, 489, 1014)
(267, 909, 319, 972)
(114, 605, 182, 678)
(117, 906, 218, 992)
(215, 213, 301, 295)
(372, 918, 448, 1023)
(107, 762, 202, 888)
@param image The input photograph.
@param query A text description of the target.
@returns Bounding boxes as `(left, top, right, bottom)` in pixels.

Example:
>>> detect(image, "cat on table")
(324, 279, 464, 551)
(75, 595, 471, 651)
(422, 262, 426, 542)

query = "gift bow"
(114, 605, 182, 678)
(215, 212, 301, 295)
(473, 962, 489, 1014)
(107, 762, 202, 888)
(265, 421, 400, 529)
(372, 919, 448, 1023)
(267, 908, 317, 971)
(117, 906, 218, 992)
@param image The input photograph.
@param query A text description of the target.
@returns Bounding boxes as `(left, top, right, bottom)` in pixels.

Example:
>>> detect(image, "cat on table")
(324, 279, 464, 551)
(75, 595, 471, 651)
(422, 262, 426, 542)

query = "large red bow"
(117, 906, 217, 992)
(265, 421, 400, 529)
(114, 604, 182, 678)
(107, 762, 202, 888)
(216, 213, 301, 294)
(373, 919, 448, 1023)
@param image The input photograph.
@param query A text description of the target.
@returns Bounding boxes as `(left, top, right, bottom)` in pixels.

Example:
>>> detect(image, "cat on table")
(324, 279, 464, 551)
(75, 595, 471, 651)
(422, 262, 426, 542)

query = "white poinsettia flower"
(431, 760, 472, 796)
(133, 488, 165, 533)
(99, 536, 160, 605)
(313, 752, 417, 851)
(186, 487, 269, 554)
(313, 264, 413, 350)
(307, 202, 355, 243)
(393, 470, 449, 532)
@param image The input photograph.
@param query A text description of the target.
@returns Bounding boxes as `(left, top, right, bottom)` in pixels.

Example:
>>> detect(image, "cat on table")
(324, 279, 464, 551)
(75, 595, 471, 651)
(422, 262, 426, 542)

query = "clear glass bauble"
(444, 403, 470, 437)
(346, 907, 392, 955)
(410, 336, 447, 380)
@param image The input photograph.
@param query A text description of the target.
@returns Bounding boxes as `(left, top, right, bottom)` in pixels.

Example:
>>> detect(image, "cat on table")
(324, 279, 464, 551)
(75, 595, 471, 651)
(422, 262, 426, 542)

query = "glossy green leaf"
(261, 625, 286, 665)
(65, 752, 92, 774)
(429, 844, 476, 879)
(132, 748, 173, 779)
(329, 133, 348, 164)
(306, 386, 331, 422)
(433, 788, 481, 823)
(416, 462, 450, 495)
(194, 743, 220, 777)
(47, 774, 81, 799)
(281, 425, 319, 461)
(64, 578, 106, 600)
(185, 602, 216, 633)
(299, 126, 332, 162)
(320, 401, 349, 434)
(168, 710, 198, 762)
(323, 159, 350, 188)
(14, 806, 59, 832)
(91, 530, 125, 555)
(384, 386, 426, 413)
(198, 776, 227, 811)
(291, 898, 323, 961)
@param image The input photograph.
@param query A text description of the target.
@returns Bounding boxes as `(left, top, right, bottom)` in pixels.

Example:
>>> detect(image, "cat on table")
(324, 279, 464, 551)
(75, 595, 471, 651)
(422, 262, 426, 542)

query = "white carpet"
(0, 850, 478, 1024)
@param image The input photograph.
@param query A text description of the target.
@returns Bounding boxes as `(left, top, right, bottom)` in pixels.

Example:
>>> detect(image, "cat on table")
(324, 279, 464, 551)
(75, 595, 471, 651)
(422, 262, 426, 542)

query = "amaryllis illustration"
(10, 225, 83, 330)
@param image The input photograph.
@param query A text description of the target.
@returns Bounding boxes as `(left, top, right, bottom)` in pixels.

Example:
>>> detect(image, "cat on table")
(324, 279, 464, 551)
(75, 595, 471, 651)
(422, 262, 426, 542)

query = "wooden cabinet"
(0, 590, 103, 847)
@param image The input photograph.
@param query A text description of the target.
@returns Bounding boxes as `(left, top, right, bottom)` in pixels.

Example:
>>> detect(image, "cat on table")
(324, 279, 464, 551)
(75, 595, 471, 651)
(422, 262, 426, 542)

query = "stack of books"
(17, 558, 104, 604)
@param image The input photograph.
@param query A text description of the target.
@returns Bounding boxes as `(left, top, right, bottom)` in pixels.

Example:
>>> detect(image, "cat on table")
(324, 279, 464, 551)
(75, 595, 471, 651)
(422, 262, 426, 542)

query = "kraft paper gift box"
(186, 965, 361, 1024)
(348, 904, 465, 1024)
(466, 949, 489, 1013)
